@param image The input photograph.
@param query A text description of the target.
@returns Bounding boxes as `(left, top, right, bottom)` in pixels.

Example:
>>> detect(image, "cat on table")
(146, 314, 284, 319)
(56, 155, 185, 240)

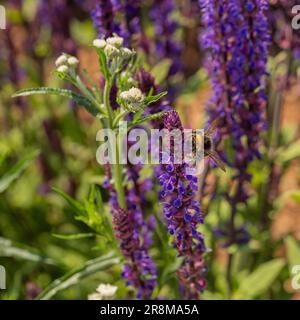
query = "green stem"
(103, 80, 114, 128)
(103, 79, 127, 210)
(75, 76, 103, 114)
(112, 138, 127, 209)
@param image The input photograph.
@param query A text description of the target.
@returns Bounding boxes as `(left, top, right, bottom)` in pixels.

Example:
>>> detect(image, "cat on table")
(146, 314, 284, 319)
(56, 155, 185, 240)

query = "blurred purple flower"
(91, 0, 125, 39)
(200, 0, 270, 246)
(150, 0, 182, 76)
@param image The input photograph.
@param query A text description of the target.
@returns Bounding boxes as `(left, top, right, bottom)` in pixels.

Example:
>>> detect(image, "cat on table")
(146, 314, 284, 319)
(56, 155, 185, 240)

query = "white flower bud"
(104, 44, 120, 59)
(55, 54, 68, 67)
(96, 284, 117, 297)
(88, 284, 117, 300)
(93, 39, 106, 49)
(120, 87, 145, 112)
(106, 36, 124, 48)
(120, 48, 133, 59)
(57, 65, 69, 73)
(68, 56, 79, 67)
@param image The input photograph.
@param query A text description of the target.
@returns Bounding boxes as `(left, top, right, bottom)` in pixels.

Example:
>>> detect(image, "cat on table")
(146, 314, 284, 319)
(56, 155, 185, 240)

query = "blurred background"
(0, 0, 300, 300)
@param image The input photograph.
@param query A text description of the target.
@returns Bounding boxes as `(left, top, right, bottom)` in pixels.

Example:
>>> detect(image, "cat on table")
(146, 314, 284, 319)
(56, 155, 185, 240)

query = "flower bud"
(57, 65, 69, 73)
(68, 56, 79, 67)
(88, 283, 117, 300)
(120, 48, 133, 59)
(104, 44, 120, 59)
(93, 39, 106, 49)
(55, 54, 68, 67)
(106, 36, 124, 48)
(120, 87, 145, 112)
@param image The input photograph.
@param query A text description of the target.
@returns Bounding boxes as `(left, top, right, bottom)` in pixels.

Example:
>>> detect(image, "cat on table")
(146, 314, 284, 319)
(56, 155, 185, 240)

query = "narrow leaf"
(278, 140, 300, 163)
(52, 187, 85, 214)
(0, 237, 56, 266)
(0, 150, 40, 193)
(12, 87, 99, 117)
(238, 259, 285, 298)
(52, 233, 95, 240)
(144, 92, 168, 106)
(96, 48, 110, 80)
(285, 236, 300, 269)
(130, 111, 168, 129)
(37, 253, 120, 300)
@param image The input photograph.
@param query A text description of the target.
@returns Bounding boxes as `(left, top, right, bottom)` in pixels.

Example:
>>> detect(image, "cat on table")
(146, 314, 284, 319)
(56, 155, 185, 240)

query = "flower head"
(93, 39, 107, 49)
(55, 54, 68, 67)
(156, 110, 207, 299)
(199, 0, 270, 246)
(104, 44, 120, 59)
(67, 56, 79, 67)
(106, 35, 124, 48)
(88, 283, 118, 300)
(120, 87, 145, 112)
(55, 53, 79, 72)
(57, 65, 69, 73)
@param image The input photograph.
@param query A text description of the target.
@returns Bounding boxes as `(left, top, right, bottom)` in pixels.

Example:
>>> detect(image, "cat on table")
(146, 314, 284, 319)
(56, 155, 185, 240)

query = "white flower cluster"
(93, 35, 133, 60)
(88, 283, 118, 300)
(55, 53, 79, 73)
(120, 87, 145, 112)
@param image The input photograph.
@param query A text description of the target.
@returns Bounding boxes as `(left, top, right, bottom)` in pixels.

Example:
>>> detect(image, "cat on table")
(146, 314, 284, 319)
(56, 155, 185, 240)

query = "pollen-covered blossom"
(157, 111, 207, 299)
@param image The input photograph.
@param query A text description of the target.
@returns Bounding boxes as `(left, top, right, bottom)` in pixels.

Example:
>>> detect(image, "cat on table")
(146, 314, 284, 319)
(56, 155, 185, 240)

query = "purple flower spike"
(113, 207, 157, 299)
(200, 0, 270, 245)
(150, 0, 182, 76)
(91, 0, 123, 38)
(158, 111, 207, 299)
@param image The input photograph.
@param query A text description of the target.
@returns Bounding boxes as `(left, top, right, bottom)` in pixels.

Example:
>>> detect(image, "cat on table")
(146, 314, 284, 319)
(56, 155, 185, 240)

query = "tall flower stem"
(103, 79, 127, 210)
(112, 139, 127, 210)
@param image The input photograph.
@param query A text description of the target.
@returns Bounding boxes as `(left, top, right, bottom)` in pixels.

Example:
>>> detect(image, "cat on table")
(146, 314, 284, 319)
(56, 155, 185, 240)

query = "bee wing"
(206, 150, 226, 172)
(205, 118, 221, 137)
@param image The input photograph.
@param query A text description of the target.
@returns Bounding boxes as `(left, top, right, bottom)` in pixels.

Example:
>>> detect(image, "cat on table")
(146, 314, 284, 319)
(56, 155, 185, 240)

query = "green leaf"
(277, 140, 300, 164)
(132, 109, 144, 123)
(291, 191, 300, 204)
(52, 233, 95, 240)
(144, 92, 168, 106)
(96, 48, 110, 80)
(238, 259, 285, 299)
(12, 87, 99, 117)
(52, 187, 85, 215)
(0, 150, 40, 193)
(130, 111, 168, 129)
(150, 59, 172, 84)
(285, 236, 300, 269)
(0, 237, 56, 265)
(37, 252, 120, 300)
